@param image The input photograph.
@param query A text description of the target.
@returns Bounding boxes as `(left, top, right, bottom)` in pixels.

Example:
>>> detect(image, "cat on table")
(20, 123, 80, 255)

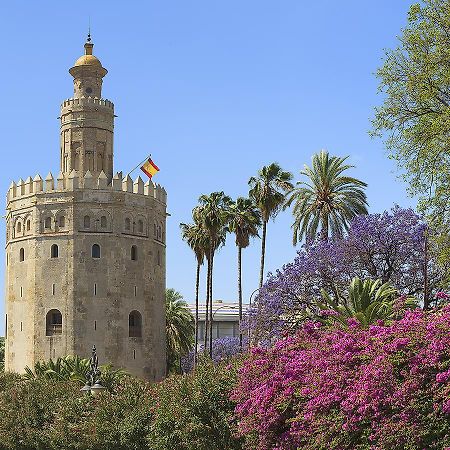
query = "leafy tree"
(194, 192, 232, 356)
(227, 197, 261, 347)
(249, 163, 293, 287)
(371, 0, 450, 225)
(165, 288, 195, 374)
(285, 150, 368, 244)
(318, 277, 418, 327)
(180, 221, 208, 366)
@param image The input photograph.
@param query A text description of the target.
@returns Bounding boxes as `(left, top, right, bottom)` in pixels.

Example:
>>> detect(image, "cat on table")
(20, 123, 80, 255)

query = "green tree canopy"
(372, 0, 450, 222)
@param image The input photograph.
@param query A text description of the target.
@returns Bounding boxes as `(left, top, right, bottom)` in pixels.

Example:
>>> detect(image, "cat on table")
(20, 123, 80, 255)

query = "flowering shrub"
(233, 306, 450, 449)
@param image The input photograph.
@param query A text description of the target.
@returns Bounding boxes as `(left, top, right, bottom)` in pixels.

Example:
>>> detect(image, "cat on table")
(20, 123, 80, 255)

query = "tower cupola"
(69, 34, 107, 99)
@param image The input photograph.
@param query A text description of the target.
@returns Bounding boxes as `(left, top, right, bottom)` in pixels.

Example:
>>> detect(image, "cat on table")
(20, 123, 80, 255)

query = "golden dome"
(74, 54, 102, 67)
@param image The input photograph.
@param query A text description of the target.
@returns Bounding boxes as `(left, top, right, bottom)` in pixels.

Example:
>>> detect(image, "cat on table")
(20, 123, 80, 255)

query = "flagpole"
(126, 154, 152, 178)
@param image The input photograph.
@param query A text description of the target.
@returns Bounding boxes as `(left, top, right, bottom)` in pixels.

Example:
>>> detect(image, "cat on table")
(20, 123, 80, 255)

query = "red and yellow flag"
(140, 158, 160, 179)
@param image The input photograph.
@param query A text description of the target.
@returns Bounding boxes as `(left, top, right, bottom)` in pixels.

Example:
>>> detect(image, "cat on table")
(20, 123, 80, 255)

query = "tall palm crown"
(286, 150, 368, 244)
(248, 163, 294, 223)
(249, 163, 293, 287)
(227, 197, 262, 249)
(180, 222, 206, 266)
(165, 289, 195, 371)
(195, 192, 233, 241)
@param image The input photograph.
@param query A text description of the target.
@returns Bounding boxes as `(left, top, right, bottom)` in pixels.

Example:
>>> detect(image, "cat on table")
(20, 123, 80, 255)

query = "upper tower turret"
(69, 33, 107, 99)
(60, 34, 114, 182)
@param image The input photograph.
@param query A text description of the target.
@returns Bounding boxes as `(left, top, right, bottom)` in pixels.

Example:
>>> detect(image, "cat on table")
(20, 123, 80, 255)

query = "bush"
(233, 306, 450, 449)
(148, 359, 243, 450)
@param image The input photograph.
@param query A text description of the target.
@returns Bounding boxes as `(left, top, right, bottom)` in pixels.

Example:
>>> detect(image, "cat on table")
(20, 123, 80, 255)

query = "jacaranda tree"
(246, 206, 449, 342)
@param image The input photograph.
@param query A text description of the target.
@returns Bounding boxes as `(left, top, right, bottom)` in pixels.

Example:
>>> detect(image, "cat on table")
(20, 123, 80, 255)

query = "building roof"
(187, 301, 250, 321)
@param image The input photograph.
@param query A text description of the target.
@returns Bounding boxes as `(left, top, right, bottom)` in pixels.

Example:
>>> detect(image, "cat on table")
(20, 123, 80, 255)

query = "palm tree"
(194, 192, 232, 356)
(227, 197, 262, 348)
(180, 221, 209, 367)
(249, 163, 293, 288)
(318, 277, 418, 327)
(165, 288, 195, 374)
(285, 150, 368, 244)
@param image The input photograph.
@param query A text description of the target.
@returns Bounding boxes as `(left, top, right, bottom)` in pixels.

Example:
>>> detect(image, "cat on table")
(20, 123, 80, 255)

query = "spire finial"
(87, 17, 91, 42)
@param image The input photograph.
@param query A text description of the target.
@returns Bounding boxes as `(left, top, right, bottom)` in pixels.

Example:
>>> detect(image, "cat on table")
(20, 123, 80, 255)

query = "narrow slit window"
(94, 320, 97, 331)
(134, 286, 137, 297)
(52, 284, 55, 296)
(94, 283, 97, 296)
(19, 248, 25, 262)
(131, 245, 138, 261)
(20, 287, 23, 298)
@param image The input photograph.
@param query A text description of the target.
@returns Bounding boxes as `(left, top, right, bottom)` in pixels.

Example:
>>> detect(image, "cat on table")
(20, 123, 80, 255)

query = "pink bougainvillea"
(232, 307, 450, 449)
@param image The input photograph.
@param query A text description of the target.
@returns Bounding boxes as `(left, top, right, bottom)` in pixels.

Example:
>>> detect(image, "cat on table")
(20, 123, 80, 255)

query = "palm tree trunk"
(209, 250, 214, 357)
(238, 245, 243, 349)
(259, 220, 267, 288)
(204, 258, 210, 353)
(423, 228, 429, 310)
(321, 215, 329, 241)
(194, 262, 200, 368)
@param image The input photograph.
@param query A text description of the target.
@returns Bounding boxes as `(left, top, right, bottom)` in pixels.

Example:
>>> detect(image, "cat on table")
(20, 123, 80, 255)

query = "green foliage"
(285, 150, 368, 244)
(372, 0, 450, 224)
(227, 197, 261, 249)
(0, 359, 243, 450)
(147, 359, 243, 450)
(248, 162, 293, 223)
(24, 355, 128, 391)
(166, 289, 195, 374)
(318, 277, 418, 327)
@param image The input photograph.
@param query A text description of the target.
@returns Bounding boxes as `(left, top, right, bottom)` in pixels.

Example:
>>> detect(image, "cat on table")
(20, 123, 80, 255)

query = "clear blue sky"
(0, 0, 415, 333)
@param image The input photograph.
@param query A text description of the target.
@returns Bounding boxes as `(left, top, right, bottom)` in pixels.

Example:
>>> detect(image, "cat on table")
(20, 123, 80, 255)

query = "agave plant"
(318, 277, 417, 327)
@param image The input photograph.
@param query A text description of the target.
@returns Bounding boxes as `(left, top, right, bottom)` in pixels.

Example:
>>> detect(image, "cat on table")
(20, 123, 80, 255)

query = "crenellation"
(122, 175, 133, 193)
(17, 179, 25, 196)
(133, 176, 144, 195)
(24, 177, 33, 195)
(56, 172, 65, 190)
(33, 174, 43, 193)
(97, 171, 108, 189)
(112, 173, 122, 191)
(60, 96, 114, 111)
(44, 173, 54, 192)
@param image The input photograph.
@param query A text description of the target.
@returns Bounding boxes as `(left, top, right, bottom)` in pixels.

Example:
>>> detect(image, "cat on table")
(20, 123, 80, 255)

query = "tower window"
(100, 216, 107, 228)
(134, 286, 137, 297)
(19, 248, 25, 262)
(17, 222, 22, 234)
(46, 309, 62, 336)
(153, 223, 157, 236)
(92, 244, 101, 259)
(138, 220, 144, 233)
(131, 245, 138, 261)
(125, 217, 131, 231)
(45, 217, 52, 229)
(26, 220, 31, 231)
(94, 283, 97, 296)
(20, 287, 23, 298)
(59, 216, 65, 228)
(85, 87, 93, 95)
(158, 225, 162, 239)
(129, 310, 142, 338)
(84, 215, 91, 228)
(94, 320, 97, 330)
(51, 244, 59, 258)
(157, 250, 161, 266)
(52, 284, 56, 296)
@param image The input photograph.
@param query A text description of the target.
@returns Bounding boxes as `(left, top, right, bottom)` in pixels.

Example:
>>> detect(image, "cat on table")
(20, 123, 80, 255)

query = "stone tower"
(4, 36, 167, 381)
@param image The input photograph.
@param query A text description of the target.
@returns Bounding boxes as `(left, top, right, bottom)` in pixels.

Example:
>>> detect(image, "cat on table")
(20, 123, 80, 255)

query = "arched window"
(19, 248, 25, 262)
(17, 222, 22, 234)
(46, 309, 62, 336)
(157, 225, 162, 239)
(138, 220, 144, 233)
(92, 244, 101, 259)
(51, 244, 59, 258)
(84, 215, 90, 228)
(125, 217, 131, 231)
(26, 220, 31, 231)
(100, 216, 107, 228)
(59, 216, 65, 228)
(129, 310, 142, 337)
(45, 217, 52, 229)
(131, 245, 138, 261)
(153, 223, 157, 236)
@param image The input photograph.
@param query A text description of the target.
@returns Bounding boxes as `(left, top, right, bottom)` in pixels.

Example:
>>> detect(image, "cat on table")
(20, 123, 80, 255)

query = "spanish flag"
(140, 158, 160, 179)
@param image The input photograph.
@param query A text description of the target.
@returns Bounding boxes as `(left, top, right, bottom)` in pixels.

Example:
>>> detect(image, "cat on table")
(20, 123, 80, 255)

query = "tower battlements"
(7, 171, 167, 205)
(60, 97, 114, 110)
